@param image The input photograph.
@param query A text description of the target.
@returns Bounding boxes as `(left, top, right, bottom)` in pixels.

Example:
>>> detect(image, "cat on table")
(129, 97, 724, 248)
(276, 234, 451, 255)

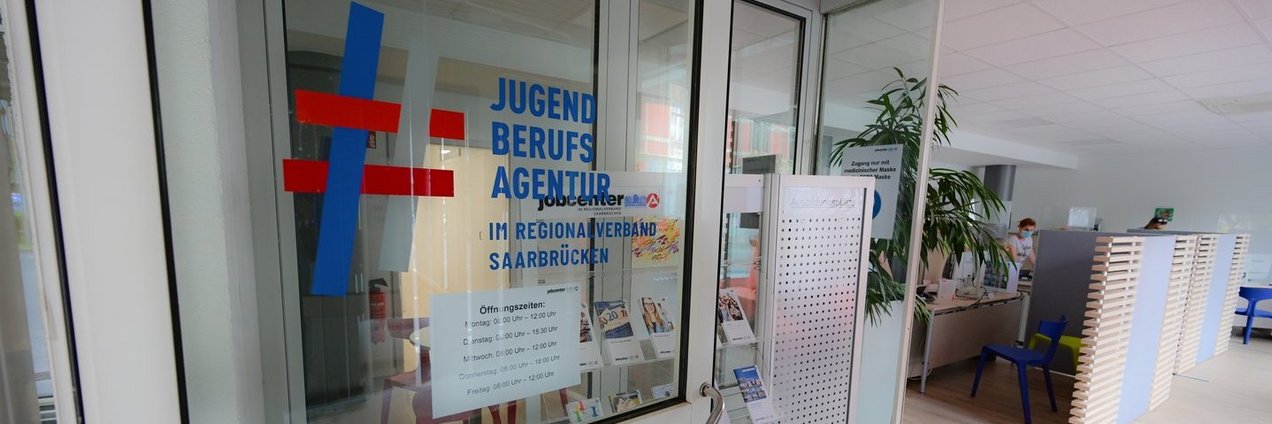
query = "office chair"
(971, 316, 1068, 424)
(1235, 287, 1272, 344)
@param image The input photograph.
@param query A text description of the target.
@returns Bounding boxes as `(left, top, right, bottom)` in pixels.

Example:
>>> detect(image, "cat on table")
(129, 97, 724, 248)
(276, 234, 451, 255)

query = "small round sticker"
(872, 190, 883, 218)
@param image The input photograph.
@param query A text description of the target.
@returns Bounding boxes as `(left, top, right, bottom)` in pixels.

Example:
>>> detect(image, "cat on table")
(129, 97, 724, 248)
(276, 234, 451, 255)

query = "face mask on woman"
(1020, 230, 1033, 238)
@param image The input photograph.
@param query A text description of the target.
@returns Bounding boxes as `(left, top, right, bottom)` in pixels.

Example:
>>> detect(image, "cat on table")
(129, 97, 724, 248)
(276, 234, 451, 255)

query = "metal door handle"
(700, 382, 724, 424)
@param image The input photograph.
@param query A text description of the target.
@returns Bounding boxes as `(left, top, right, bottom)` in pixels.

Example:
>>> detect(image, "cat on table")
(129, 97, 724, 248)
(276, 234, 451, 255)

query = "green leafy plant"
(830, 68, 1011, 325)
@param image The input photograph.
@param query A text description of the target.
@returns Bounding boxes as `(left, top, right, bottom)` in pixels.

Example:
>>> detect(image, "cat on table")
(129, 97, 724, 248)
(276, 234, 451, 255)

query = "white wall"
(1012, 146, 1272, 258)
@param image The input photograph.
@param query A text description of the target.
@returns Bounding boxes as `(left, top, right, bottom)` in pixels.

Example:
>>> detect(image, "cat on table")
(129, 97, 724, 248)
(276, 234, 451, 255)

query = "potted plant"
(830, 68, 1012, 324)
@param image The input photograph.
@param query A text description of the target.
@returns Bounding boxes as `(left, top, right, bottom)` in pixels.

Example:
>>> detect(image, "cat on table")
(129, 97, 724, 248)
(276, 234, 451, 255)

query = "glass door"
(714, 1, 813, 423)
(252, 1, 712, 423)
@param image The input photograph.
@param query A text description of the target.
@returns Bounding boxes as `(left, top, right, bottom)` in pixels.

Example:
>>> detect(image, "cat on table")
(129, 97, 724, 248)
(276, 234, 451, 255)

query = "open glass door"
(713, 1, 816, 423)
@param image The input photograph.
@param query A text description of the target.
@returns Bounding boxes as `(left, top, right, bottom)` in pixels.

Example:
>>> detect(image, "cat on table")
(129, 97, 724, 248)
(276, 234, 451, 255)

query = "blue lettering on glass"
(487, 76, 607, 200)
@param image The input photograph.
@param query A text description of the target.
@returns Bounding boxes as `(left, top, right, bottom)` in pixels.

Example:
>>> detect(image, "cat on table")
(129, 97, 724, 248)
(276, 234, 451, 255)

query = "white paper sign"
(840, 145, 902, 239)
(578, 303, 604, 370)
(718, 288, 756, 344)
(734, 366, 776, 424)
(430, 283, 580, 418)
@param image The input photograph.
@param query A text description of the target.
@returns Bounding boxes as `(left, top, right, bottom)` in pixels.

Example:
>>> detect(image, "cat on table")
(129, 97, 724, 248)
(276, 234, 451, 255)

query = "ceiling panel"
(940, 68, 1025, 91)
(992, 92, 1082, 109)
(1139, 44, 1272, 77)
(1086, 90, 1191, 109)
(1109, 24, 1263, 62)
(1236, 0, 1272, 19)
(1109, 100, 1208, 116)
(938, 53, 995, 76)
(1257, 18, 1272, 39)
(1032, 0, 1190, 26)
(1040, 66, 1154, 91)
(919, 0, 1272, 157)
(1066, 79, 1175, 101)
(1004, 49, 1130, 80)
(1164, 62, 1272, 89)
(942, 3, 1065, 50)
(1077, 0, 1245, 46)
(960, 81, 1056, 101)
(1179, 78, 1272, 98)
(964, 29, 1098, 66)
(874, 0, 936, 32)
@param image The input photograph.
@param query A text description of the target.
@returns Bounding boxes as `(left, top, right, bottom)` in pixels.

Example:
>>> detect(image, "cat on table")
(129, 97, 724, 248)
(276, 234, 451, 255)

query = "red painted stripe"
(430, 108, 466, 139)
(283, 159, 454, 197)
(295, 89, 401, 132)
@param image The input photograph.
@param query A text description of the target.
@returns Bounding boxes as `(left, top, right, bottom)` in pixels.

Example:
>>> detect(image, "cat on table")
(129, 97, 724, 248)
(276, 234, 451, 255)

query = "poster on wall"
(839, 145, 902, 239)
(717, 288, 756, 344)
(578, 302, 604, 370)
(593, 300, 644, 364)
(429, 283, 580, 418)
(733, 366, 776, 424)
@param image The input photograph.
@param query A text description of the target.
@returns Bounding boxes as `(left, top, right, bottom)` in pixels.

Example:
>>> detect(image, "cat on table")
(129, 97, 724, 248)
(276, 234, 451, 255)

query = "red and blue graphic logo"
(283, 2, 463, 296)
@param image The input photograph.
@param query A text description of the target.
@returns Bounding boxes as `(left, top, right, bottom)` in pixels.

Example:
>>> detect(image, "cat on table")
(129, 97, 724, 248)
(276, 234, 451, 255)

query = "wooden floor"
(902, 331, 1272, 423)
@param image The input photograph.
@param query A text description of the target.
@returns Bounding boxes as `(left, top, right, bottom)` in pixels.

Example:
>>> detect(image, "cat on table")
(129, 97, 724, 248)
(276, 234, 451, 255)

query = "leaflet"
(718, 288, 756, 344)
(593, 300, 644, 364)
(734, 366, 776, 424)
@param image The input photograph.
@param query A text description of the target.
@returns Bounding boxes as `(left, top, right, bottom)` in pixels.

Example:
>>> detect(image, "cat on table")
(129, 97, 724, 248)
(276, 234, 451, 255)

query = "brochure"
(717, 288, 756, 344)
(578, 303, 604, 370)
(609, 390, 643, 414)
(733, 365, 776, 424)
(638, 296, 677, 358)
(650, 384, 675, 400)
(594, 300, 643, 364)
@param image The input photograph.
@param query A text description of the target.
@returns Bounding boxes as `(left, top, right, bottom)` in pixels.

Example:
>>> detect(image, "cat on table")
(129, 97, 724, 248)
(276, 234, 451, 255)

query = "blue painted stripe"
(311, 2, 384, 296)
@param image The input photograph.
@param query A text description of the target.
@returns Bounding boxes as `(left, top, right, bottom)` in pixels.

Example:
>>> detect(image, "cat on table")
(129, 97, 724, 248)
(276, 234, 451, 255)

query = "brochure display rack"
(716, 174, 873, 424)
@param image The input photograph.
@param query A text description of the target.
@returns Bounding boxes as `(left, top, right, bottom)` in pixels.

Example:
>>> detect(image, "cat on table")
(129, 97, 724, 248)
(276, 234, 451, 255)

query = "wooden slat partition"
(1175, 235, 1217, 373)
(1070, 236, 1143, 424)
(1213, 234, 1252, 356)
(1148, 235, 1197, 410)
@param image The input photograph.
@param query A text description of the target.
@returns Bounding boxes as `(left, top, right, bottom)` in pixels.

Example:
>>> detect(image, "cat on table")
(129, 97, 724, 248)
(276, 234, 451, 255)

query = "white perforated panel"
(762, 177, 871, 424)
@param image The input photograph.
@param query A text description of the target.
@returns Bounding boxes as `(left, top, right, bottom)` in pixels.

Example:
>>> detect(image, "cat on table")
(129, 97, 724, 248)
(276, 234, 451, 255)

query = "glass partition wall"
(815, 1, 941, 423)
(275, 0, 696, 423)
(151, 0, 949, 422)
(712, 2, 808, 423)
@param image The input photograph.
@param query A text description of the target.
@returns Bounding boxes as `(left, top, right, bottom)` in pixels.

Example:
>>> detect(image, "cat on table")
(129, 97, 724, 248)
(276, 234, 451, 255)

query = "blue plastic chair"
(1235, 287, 1272, 344)
(971, 316, 1068, 424)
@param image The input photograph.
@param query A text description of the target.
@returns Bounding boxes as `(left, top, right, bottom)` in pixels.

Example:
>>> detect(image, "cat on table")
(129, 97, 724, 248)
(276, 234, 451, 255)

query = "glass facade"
(816, 1, 940, 422)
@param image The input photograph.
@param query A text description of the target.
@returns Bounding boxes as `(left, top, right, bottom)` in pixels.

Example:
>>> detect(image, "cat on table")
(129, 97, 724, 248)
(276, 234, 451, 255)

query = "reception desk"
(909, 292, 1025, 393)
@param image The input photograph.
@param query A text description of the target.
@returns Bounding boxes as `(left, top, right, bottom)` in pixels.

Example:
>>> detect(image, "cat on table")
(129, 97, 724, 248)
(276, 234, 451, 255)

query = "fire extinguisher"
(369, 279, 388, 343)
